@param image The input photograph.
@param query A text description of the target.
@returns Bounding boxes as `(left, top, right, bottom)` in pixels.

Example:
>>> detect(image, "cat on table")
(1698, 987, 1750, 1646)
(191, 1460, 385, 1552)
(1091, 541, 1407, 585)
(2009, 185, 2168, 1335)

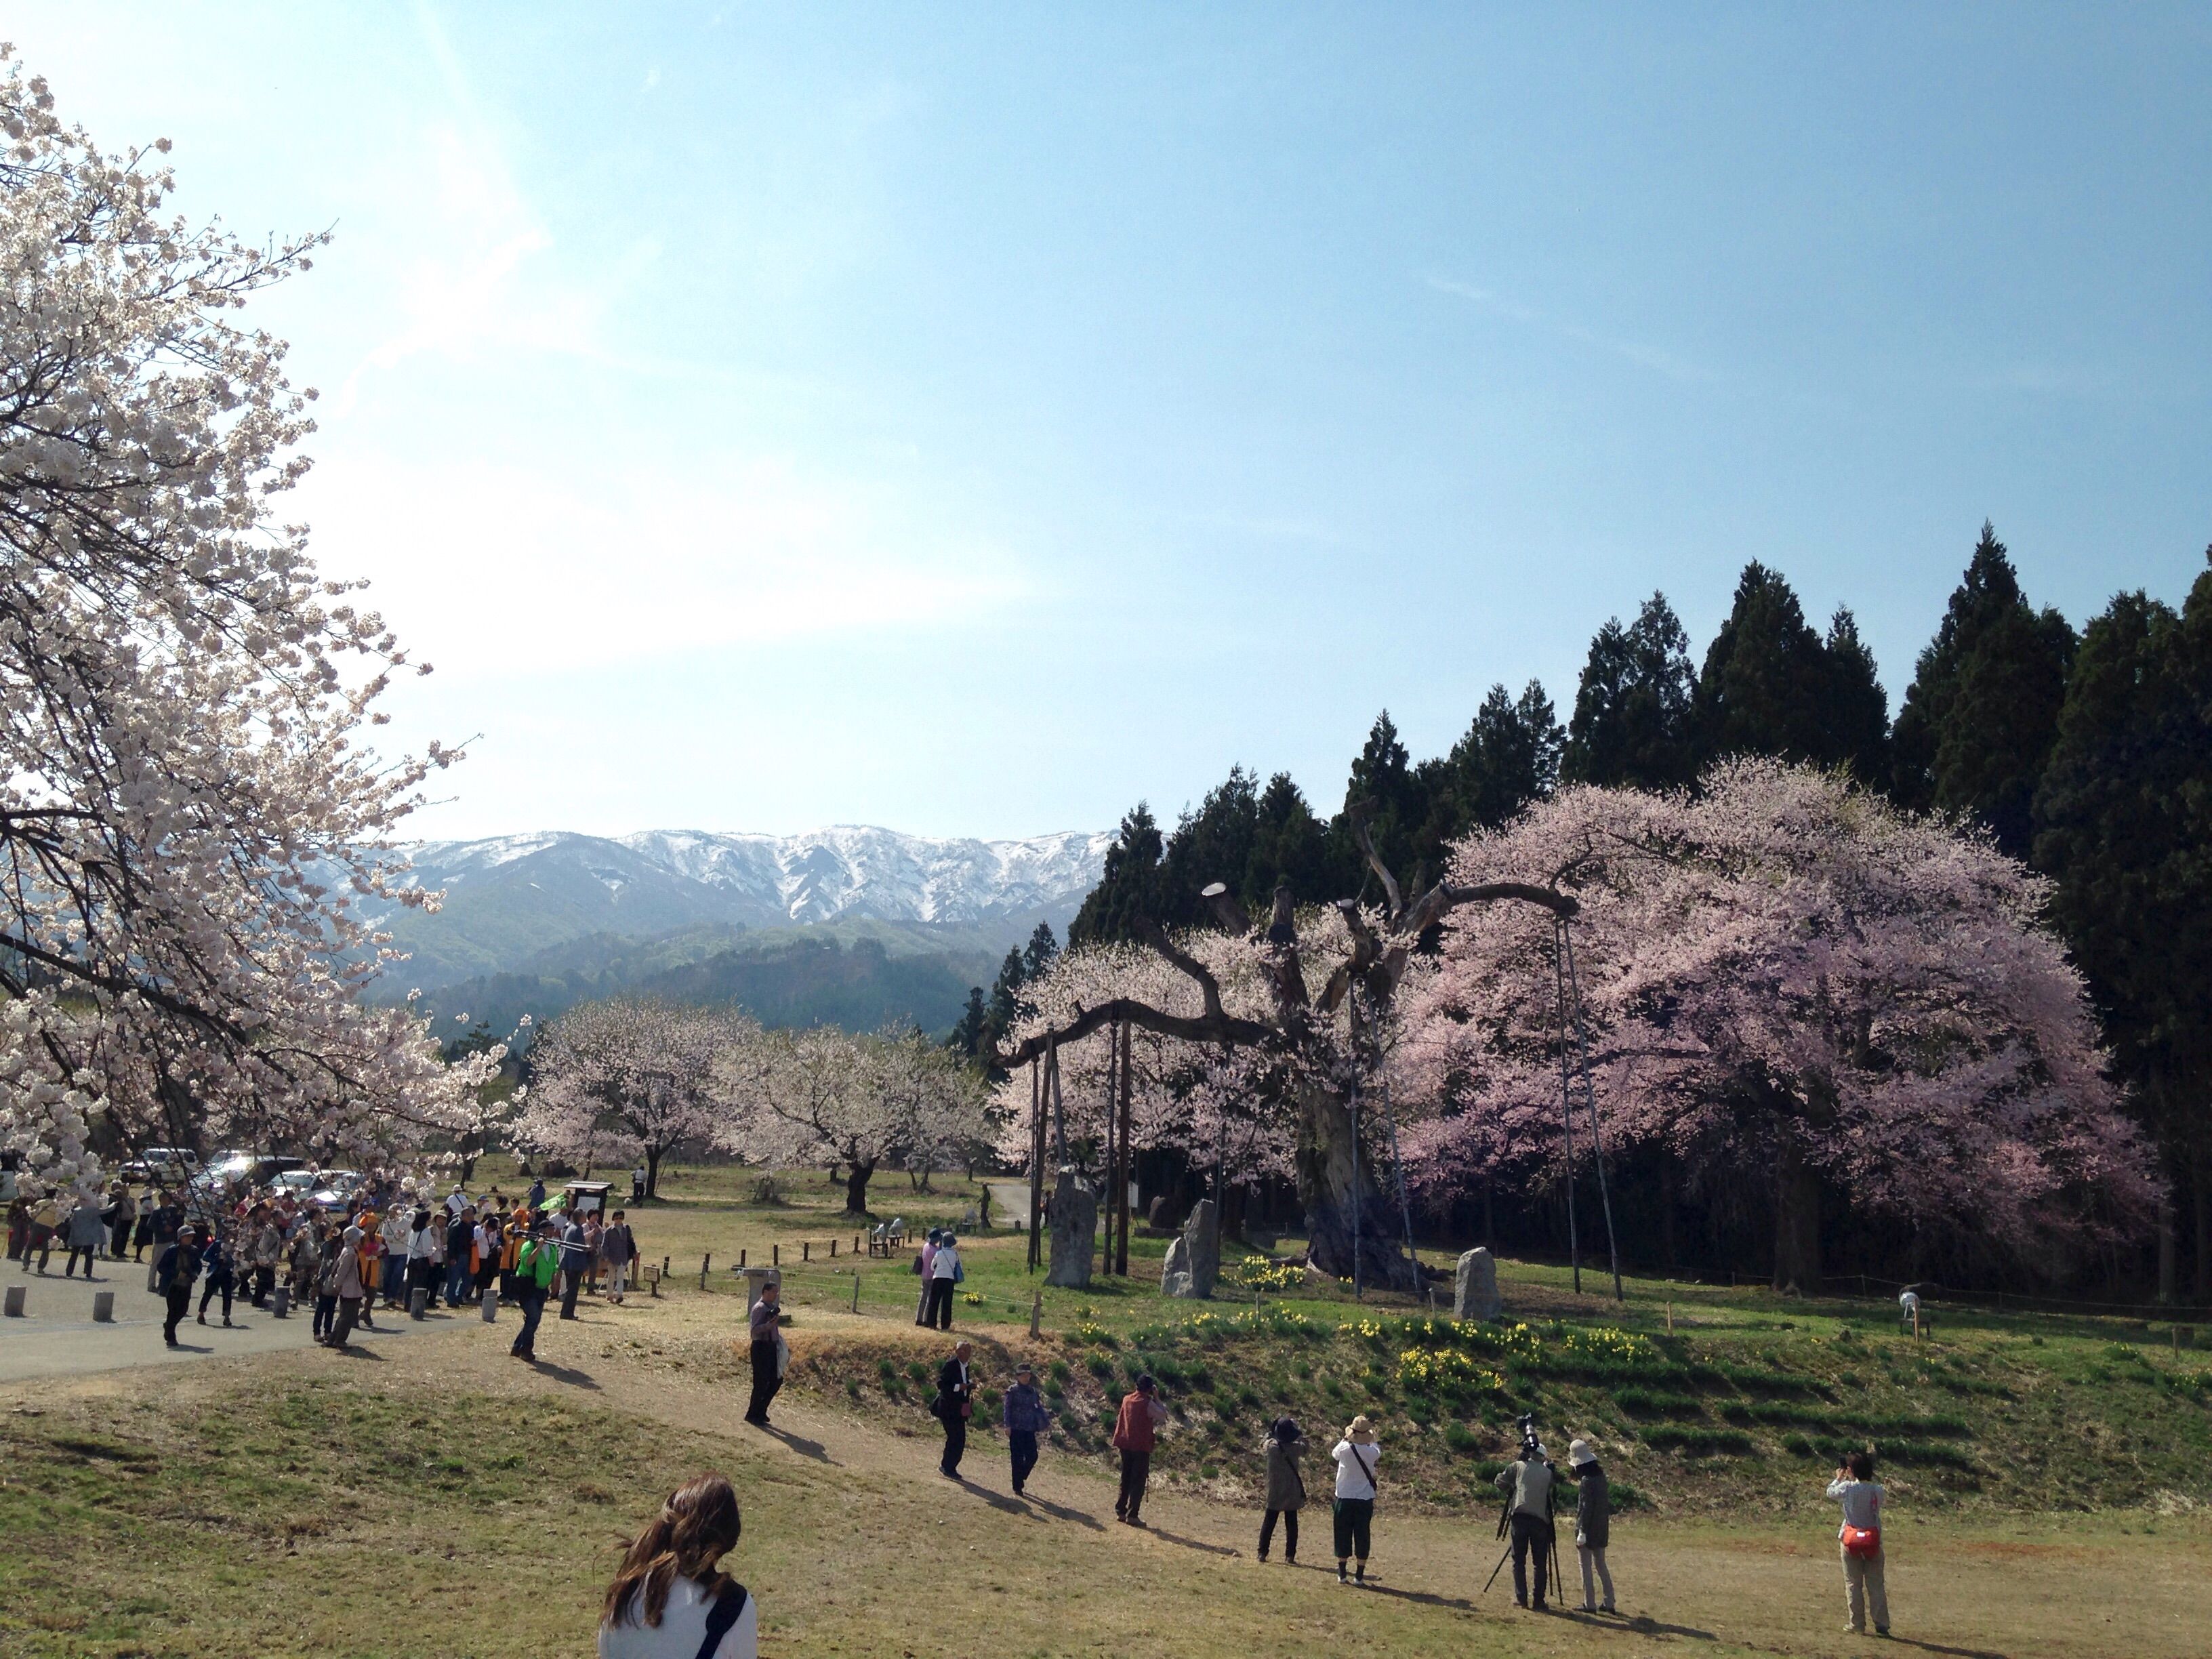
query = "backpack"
(694, 1580, 750, 1659)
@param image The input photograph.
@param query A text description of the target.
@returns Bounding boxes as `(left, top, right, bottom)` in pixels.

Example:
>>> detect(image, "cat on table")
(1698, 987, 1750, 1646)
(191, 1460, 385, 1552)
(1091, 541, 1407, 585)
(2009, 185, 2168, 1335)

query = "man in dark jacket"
(558, 1212, 589, 1319)
(1002, 1361, 1052, 1495)
(744, 1279, 783, 1427)
(935, 1340, 975, 1479)
(155, 1226, 204, 1347)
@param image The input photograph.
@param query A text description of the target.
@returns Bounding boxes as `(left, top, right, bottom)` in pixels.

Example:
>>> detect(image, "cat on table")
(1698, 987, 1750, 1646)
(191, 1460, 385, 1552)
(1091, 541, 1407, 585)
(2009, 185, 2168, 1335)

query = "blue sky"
(20, 4, 2211, 840)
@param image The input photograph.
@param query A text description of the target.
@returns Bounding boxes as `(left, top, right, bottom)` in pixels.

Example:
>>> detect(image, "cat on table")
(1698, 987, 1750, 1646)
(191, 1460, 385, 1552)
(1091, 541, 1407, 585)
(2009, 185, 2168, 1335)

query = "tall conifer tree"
(1563, 594, 1698, 789)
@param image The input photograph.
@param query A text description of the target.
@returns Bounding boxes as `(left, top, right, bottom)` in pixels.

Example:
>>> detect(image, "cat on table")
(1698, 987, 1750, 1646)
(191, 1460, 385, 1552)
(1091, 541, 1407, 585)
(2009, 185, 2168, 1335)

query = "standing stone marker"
(1454, 1246, 1501, 1321)
(1046, 1169, 1097, 1288)
(1160, 1199, 1220, 1298)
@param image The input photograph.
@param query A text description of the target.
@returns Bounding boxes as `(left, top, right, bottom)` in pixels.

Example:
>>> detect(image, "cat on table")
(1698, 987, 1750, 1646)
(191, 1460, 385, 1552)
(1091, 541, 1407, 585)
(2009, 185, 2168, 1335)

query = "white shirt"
(1331, 1439, 1379, 1500)
(1826, 1478, 1885, 1534)
(930, 1246, 961, 1280)
(598, 1576, 756, 1659)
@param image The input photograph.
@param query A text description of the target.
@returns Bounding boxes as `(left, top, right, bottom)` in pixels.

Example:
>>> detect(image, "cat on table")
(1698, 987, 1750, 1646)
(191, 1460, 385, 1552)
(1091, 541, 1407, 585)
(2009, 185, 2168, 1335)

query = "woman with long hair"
(598, 1473, 754, 1658)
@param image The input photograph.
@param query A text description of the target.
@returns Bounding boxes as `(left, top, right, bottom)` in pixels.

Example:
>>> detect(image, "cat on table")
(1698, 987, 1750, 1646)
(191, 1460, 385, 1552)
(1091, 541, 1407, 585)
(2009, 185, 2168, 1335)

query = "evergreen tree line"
(1066, 524, 2212, 1302)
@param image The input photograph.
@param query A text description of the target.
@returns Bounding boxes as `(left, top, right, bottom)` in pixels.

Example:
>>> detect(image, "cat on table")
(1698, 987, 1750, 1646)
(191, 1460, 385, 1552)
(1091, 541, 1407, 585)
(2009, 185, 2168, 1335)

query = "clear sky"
(18, 4, 2210, 840)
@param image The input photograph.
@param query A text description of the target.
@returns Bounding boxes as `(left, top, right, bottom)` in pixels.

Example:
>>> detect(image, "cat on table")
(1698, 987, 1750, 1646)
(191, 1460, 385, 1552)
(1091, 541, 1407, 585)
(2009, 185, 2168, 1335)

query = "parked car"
(307, 1170, 365, 1212)
(118, 1147, 196, 1185)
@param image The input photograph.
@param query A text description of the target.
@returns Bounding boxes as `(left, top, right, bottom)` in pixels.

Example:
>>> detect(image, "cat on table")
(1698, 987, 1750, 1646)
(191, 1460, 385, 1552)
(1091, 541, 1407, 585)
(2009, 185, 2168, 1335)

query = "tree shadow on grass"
(1021, 1494, 1105, 1532)
(1884, 1639, 2010, 1659)
(761, 1424, 837, 1466)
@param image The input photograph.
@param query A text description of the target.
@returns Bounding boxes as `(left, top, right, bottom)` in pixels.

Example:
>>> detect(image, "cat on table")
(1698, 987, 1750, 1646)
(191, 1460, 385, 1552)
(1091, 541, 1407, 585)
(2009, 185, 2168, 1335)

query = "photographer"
(1494, 1422, 1557, 1611)
(1825, 1450, 1889, 1637)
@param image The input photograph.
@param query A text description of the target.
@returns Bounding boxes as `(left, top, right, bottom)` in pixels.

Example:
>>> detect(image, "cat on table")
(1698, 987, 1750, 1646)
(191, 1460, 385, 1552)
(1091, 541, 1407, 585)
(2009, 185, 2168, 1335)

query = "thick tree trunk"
(1294, 1078, 1419, 1292)
(2195, 1157, 2211, 1303)
(844, 1160, 876, 1217)
(2156, 1189, 2177, 1303)
(643, 1147, 660, 1199)
(1771, 1149, 1820, 1294)
(1658, 1161, 1679, 1273)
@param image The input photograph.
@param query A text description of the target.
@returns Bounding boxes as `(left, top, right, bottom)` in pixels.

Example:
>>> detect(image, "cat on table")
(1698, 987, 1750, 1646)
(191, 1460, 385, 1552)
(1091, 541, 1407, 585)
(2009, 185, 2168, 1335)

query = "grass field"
(4, 1157, 2207, 1658)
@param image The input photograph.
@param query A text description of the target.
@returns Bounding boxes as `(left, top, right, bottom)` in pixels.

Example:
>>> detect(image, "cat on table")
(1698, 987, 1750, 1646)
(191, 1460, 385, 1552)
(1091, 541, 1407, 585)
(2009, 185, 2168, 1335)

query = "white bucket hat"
(1569, 1438, 1598, 1467)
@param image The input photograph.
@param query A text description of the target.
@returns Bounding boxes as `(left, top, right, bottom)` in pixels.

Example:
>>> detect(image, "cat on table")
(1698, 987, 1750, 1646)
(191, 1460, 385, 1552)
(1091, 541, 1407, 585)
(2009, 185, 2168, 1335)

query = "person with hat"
(155, 1223, 205, 1347)
(1566, 1439, 1614, 1614)
(322, 1224, 367, 1350)
(1001, 1360, 1052, 1496)
(1329, 1416, 1381, 1584)
(934, 1339, 976, 1478)
(913, 1228, 941, 1326)
(1111, 1374, 1168, 1525)
(1495, 1431, 1558, 1610)
(1258, 1417, 1307, 1564)
(512, 1216, 562, 1361)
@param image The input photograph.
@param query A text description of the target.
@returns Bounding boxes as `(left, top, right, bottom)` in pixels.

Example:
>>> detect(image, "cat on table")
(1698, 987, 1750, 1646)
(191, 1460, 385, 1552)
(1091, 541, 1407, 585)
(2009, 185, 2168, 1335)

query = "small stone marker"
(1160, 1200, 1221, 1299)
(1160, 1234, 1193, 1298)
(272, 1285, 290, 1318)
(4, 1284, 25, 1317)
(1046, 1169, 1097, 1288)
(93, 1290, 115, 1322)
(409, 1285, 429, 1319)
(1454, 1247, 1501, 1321)
(481, 1286, 499, 1322)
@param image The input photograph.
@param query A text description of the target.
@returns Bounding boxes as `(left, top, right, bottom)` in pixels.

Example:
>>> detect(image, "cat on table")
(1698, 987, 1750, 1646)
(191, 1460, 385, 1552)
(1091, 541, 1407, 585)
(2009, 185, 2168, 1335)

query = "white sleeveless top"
(597, 1576, 756, 1659)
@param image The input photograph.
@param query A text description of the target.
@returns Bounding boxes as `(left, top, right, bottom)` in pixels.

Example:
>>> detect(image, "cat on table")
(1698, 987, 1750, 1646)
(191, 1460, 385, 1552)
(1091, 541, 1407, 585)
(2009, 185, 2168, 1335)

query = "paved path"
(0, 1256, 472, 1383)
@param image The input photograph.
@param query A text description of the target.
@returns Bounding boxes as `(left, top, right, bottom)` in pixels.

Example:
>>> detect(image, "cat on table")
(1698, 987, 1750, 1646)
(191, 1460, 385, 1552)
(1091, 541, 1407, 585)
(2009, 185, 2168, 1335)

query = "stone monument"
(1046, 1168, 1097, 1288)
(1453, 1246, 1501, 1321)
(1160, 1197, 1220, 1298)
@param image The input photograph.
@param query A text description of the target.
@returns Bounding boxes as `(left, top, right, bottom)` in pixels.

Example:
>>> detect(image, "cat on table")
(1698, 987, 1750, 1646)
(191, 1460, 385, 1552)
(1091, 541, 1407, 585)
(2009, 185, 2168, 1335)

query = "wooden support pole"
(1027, 1055, 1044, 1273)
(699, 1252, 711, 1290)
(1117, 1017, 1134, 1277)
(853, 1271, 861, 1313)
(739, 1248, 747, 1269)
(773, 1243, 780, 1267)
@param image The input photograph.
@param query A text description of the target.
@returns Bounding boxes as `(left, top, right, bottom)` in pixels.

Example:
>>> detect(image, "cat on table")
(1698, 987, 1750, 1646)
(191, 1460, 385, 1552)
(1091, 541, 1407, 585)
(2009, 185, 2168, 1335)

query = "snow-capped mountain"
(372, 825, 1109, 993)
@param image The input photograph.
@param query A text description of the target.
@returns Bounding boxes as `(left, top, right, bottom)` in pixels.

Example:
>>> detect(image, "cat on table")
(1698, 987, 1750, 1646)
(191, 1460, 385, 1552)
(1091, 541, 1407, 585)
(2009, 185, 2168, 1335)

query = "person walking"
(1566, 1439, 1615, 1614)
(62, 1191, 106, 1278)
(310, 1222, 342, 1341)
(1002, 1361, 1051, 1496)
(445, 1205, 478, 1307)
(1496, 1433, 1557, 1610)
(1330, 1416, 1380, 1584)
(933, 1340, 975, 1479)
(250, 1207, 284, 1306)
(1826, 1450, 1890, 1637)
(743, 1279, 785, 1427)
(24, 1189, 59, 1273)
(559, 1209, 591, 1319)
(324, 1225, 367, 1349)
(377, 1205, 411, 1310)
(597, 1473, 755, 1658)
(5, 1189, 27, 1264)
(197, 1225, 238, 1326)
(104, 1182, 136, 1260)
(602, 1209, 637, 1305)
(924, 1232, 962, 1330)
(1258, 1416, 1307, 1564)
(131, 1187, 157, 1261)
(1111, 1374, 1168, 1526)
(155, 1225, 205, 1347)
(512, 1218, 560, 1361)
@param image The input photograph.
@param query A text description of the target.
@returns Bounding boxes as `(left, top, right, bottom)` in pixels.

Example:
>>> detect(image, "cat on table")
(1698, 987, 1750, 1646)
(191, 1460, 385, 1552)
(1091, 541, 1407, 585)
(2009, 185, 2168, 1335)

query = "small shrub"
(1048, 1360, 1072, 1386)
(905, 1360, 929, 1383)
(1443, 1422, 1481, 1456)
(844, 1379, 861, 1400)
(1086, 1354, 1116, 1382)
(1609, 1480, 1647, 1510)
(877, 1359, 898, 1382)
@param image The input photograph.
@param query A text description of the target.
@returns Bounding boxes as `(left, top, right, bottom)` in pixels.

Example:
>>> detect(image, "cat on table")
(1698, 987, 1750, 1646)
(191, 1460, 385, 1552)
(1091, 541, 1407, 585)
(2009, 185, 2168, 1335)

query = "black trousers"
(64, 1246, 96, 1277)
(199, 1273, 233, 1319)
(1511, 1513, 1553, 1605)
(746, 1338, 782, 1423)
(110, 1220, 132, 1258)
(1333, 1496, 1373, 1562)
(329, 1294, 361, 1349)
(163, 1284, 190, 1344)
(559, 1269, 581, 1319)
(252, 1265, 275, 1305)
(1116, 1448, 1151, 1521)
(940, 1410, 968, 1475)
(1009, 1429, 1039, 1492)
(924, 1277, 955, 1328)
(512, 1287, 546, 1356)
(1261, 1508, 1300, 1559)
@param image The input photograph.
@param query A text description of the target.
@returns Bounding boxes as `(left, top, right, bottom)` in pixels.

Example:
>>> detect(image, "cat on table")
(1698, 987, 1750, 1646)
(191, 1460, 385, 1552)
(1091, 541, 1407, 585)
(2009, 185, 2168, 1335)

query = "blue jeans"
(446, 1256, 472, 1305)
(511, 1287, 546, 1357)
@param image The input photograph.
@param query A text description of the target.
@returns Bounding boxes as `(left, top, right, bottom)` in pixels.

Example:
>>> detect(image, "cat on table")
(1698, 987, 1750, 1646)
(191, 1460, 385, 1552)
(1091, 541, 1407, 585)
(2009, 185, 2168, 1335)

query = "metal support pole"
(1561, 918, 1624, 1301)
(1551, 918, 1583, 1295)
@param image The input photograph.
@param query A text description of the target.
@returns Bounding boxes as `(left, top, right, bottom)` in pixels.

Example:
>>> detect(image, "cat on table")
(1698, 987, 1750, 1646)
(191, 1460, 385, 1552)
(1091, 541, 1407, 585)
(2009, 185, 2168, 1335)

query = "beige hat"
(1569, 1438, 1597, 1467)
(1345, 1414, 1378, 1444)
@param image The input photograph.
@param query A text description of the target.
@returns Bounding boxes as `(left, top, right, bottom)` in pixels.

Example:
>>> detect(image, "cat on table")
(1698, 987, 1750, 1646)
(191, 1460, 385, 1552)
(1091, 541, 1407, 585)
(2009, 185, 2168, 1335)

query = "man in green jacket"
(510, 1220, 560, 1362)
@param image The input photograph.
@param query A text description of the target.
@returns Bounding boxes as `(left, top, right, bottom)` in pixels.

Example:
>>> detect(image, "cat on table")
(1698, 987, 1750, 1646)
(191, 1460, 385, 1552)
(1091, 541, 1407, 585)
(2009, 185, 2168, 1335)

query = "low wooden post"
(803, 1241, 811, 1263)
(1029, 1290, 1042, 1339)
(773, 1244, 779, 1267)
(852, 1271, 861, 1313)
(699, 1252, 711, 1290)
(1666, 1300, 1674, 1334)
(830, 1237, 837, 1258)
(739, 1248, 747, 1269)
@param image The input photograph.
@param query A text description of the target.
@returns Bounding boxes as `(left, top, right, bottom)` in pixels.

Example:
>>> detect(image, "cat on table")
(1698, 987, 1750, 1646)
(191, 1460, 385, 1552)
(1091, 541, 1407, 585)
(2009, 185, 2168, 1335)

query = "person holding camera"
(1826, 1450, 1889, 1636)
(1111, 1373, 1169, 1525)
(1495, 1428, 1557, 1611)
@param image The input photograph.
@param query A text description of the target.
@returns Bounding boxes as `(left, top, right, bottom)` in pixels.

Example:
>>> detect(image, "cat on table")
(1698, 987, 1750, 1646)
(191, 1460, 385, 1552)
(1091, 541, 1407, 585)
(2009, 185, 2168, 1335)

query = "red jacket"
(1111, 1390, 1164, 1452)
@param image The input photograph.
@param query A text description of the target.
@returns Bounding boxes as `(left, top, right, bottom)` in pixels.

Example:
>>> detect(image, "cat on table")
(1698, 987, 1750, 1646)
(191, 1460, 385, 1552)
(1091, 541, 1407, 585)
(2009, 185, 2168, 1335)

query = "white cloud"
(295, 450, 1034, 678)
(1426, 274, 1710, 384)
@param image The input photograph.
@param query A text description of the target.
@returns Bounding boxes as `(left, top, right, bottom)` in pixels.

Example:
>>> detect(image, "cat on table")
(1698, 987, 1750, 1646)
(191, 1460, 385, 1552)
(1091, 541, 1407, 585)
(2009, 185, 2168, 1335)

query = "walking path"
(0, 1257, 471, 1383)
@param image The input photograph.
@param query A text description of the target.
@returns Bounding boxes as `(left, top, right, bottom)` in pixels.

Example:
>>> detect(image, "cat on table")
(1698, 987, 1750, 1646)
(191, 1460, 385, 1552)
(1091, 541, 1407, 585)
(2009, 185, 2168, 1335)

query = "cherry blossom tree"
(988, 842, 1574, 1290)
(0, 52, 493, 1186)
(516, 998, 741, 1196)
(721, 1024, 986, 1216)
(1393, 760, 2160, 1288)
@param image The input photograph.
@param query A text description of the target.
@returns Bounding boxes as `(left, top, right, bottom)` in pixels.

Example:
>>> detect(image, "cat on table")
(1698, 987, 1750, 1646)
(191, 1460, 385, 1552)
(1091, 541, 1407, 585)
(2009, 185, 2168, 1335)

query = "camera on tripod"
(1515, 1411, 1542, 1459)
